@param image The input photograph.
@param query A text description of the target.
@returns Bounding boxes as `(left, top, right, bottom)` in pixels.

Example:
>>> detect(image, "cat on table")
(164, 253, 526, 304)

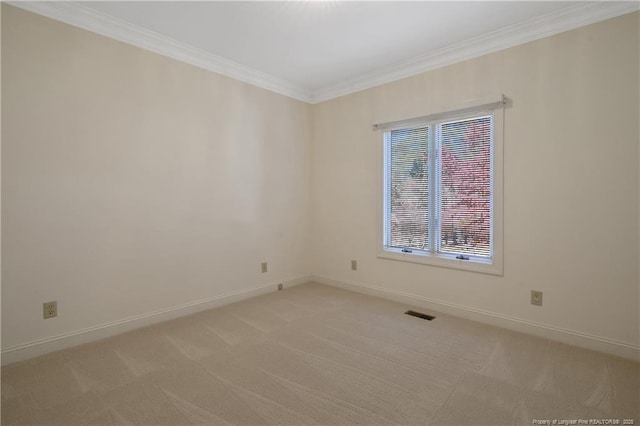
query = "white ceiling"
(13, 1, 639, 103)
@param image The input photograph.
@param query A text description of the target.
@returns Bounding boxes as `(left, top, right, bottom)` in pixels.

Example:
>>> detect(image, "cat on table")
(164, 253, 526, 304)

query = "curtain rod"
(372, 94, 508, 131)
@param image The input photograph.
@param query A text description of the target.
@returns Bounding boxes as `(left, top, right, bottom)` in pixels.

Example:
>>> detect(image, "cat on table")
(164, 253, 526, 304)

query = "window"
(378, 102, 503, 275)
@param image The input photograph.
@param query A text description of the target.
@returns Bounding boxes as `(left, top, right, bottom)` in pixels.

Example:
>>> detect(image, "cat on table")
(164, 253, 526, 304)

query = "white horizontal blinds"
(388, 127, 429, 250)
(438, 116, 492, 258)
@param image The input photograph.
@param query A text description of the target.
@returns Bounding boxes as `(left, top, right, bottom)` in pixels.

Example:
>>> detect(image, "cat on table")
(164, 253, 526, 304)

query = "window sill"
(377, 248, 503, 276)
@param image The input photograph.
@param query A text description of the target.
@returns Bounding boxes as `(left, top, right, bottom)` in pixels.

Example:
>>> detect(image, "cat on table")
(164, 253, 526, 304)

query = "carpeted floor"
(2, 282, 639, 425)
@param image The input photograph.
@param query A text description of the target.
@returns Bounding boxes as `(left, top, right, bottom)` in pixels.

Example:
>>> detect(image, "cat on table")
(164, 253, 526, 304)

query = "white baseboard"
(5, 274, 637, 365)
(1, 275, 311, 366)
(312, 275, 640, 362)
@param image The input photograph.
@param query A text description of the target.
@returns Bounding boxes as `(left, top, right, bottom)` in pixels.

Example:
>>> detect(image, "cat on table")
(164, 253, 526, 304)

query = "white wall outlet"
(43, 301, 57, 319)
(351, 260, 357, 271)
(531, 290, 543, 306)
(261, 262, 268, 273)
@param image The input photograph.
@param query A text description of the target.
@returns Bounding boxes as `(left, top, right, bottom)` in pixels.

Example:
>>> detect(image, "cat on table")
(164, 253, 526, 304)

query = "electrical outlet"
(261, 262, 268, 273)
(531, 290, 543, 306)
(277, 283, 283, 291)
(351, 260, 357, 271)
(43, 301, 57, 319)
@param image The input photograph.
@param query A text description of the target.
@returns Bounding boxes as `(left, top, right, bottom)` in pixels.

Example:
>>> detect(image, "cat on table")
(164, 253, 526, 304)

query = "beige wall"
(311, 12, 640, 349)
(1, 2, 3, 366)
(2, 5, 639, 360)
(1, 5, 311, 352)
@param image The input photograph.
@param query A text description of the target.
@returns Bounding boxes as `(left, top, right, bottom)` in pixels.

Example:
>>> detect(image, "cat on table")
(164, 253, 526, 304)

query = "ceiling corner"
(309, 1, 640, 104)
(7, 0, 314, 103)
(8, 1, 638, 106)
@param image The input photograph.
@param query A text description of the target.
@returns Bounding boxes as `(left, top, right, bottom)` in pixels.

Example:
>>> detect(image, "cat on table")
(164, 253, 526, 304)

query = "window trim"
(376, 102, 504, 276)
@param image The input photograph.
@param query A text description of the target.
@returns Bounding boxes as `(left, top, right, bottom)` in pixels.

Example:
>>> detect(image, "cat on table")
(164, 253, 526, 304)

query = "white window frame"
(376, 99, 504, 276)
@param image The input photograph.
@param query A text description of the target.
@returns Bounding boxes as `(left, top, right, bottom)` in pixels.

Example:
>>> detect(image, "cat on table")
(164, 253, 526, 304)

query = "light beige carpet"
(2, 282, 638, 425)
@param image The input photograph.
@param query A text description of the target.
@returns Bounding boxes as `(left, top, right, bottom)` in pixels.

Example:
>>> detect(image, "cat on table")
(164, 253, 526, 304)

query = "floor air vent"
(405, 310, 436, 321)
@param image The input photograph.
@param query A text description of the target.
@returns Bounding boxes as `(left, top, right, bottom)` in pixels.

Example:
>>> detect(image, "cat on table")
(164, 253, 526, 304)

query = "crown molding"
(8, 1, 639, 105)
(310, 1, 640, 103)
(7, 1, 314, 103)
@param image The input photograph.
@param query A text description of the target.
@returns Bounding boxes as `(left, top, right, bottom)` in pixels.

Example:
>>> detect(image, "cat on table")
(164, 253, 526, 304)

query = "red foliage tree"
(440, 118, 491, 256)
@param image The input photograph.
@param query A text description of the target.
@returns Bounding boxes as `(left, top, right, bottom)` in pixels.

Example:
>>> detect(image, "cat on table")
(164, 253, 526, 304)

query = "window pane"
(439, 116, 491, 257)
(388, 127, 429, 250)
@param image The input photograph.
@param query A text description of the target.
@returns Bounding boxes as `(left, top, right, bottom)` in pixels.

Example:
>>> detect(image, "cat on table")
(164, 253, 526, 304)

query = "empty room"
(1, 1, 639, 425)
